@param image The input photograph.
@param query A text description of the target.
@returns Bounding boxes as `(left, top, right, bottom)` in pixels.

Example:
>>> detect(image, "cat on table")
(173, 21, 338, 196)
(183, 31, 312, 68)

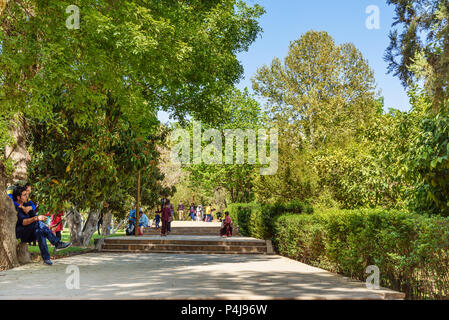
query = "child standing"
(154, 208, 161, 229)
(50, 210, 64, 240)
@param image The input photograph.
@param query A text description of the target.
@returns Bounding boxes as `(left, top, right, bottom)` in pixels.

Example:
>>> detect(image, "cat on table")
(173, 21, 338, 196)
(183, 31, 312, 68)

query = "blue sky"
(159, 0, 409, 122)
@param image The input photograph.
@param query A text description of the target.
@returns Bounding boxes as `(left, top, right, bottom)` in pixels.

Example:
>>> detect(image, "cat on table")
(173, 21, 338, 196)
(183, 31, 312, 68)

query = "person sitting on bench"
(13, 186, 71, 265)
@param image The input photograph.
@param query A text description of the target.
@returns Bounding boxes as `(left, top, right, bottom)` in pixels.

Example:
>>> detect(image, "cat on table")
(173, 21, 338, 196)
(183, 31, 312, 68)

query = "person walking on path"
(210, 206, 216, 222)
(189, 203, 195, 221)
(196, 204, 202, 222)
(154, 208, 161, 229)
(178, 202, 184, 221)
(97, 212, 104, 236)
(167, 203, 174, 233)
(220, 212, 232, 237)
(161, 202, 171, 236)
(205, 204, 212, 222)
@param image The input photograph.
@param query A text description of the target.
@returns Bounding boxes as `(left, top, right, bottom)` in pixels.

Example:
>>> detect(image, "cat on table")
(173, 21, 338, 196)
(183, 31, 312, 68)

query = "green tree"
(180, 88, 267, 204)
(252, 30, 378, 148)
(385, 0, 449, 108)
(251, 31, 380, 207)
(0, 0, 264, 265)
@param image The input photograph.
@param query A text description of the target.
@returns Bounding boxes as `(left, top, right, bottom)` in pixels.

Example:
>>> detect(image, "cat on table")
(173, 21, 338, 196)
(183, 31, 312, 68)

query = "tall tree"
(385, 0, 449, 108)
(0, 0, 264, 266)
(251, 31, 380, 206)
(252, 30, 378, 148)
(178, 88, 267, 204)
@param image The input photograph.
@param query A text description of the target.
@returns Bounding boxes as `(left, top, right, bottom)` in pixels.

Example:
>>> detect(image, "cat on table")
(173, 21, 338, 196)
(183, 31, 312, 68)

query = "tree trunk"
(112, 219, 126, 234)
(101, 211, 112, 236)
(80, 209, 100, 247)
(5, 115, 31, 183)
(16, 242, 32, 265)
(0, 170, 20, 270)
(66, 207, 83, 246)
(0, 115, 31, 270)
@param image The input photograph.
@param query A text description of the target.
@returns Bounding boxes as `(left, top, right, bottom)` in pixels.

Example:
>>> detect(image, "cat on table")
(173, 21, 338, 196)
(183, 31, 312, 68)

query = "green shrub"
(226, 200, 313, 239)
(273, 209, 449, 300)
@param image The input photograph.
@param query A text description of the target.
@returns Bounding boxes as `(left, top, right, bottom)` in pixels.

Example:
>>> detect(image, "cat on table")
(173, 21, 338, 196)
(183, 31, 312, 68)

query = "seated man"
(138, 212, 149, 235)
(7, 181, 37, 214)
(127, 204, 143, 235)
(13, 186, 71, 265)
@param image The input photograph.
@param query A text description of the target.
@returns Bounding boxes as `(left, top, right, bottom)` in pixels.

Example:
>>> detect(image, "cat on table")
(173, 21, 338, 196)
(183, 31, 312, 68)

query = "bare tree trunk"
(5, 115, 31, 183)
(66, 207, 83, 246)
(16, 242, 32, 264)
(101, 211, 112, 236)
(80, 209, 100, 247)
(112, 219, 126, 234)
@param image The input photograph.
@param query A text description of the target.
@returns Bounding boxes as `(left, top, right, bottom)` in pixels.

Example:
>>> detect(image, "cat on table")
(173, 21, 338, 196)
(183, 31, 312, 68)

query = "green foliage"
(0, 0, 264, 224)
(253, 30, 378, 147)
(178, 88, 267, 203)
(272, 209, 449, 300)
(253, 141, 318, 204)
(250, 31, 385, 208)
(403, 90, 449, 216)
(386, 0, 449, 107)
(226, 200, 313, 239)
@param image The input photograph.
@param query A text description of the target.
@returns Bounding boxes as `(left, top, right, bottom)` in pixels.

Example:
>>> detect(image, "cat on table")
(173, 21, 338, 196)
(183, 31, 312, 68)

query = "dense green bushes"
(274, 209, 449, 299)
(226, 201, 313, 239)
(228, 203, 449, 299)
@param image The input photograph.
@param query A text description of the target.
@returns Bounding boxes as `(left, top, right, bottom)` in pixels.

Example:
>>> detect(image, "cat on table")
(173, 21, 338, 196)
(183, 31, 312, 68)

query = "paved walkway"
(0, 251, 404, 300)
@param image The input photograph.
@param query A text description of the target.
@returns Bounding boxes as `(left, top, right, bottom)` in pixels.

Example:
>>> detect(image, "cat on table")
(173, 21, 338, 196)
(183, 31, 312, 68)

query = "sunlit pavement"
(0, 251, 404, 300)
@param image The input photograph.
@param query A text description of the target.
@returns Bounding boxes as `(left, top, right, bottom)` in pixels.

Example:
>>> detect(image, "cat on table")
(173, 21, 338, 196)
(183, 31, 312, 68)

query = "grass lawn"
(27, 230, 126, 260)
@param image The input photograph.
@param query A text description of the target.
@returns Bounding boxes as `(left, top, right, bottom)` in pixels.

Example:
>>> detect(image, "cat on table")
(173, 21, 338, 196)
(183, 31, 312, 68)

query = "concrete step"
(100, 249, 264, 255)
(99, 236, 270, 255)
(143, 226, 240, 236)
(105, 239, 265, 246)
(102, 244, 266, 253)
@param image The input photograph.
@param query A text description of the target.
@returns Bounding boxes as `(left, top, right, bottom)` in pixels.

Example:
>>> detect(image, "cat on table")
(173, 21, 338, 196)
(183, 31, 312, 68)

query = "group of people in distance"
(179, 202, 219, 222)
(126, 197, 233, 238)
(7, 181, 72, 266)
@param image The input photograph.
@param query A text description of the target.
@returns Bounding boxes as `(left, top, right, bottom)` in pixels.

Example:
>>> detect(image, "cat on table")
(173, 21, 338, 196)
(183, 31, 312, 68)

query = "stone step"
(105, 239, 265, 246)
(99, 236, 270, 255)
(100, 249, 264, 255)
(143, 227, 222, 231)
(102, 243, 266, 253)
(143, 227, 239, 236)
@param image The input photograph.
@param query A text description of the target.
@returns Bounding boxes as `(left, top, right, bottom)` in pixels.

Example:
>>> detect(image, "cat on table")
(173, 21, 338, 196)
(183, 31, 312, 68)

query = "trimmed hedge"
(227, 201, 313, 239)
(227, 203, 449, 299)
(273, 209, 449, 300)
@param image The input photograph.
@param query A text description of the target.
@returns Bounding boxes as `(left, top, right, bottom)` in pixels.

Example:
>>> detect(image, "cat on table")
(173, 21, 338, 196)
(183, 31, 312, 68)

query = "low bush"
(228, 201, 449, 299)
(273, 209, 449, 300)
(226, 200, 313, 239)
